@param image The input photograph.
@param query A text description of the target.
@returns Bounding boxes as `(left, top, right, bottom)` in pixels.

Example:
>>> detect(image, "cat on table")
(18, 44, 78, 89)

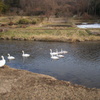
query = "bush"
(82, 13, 93, 20)
(1, 24, 7, 26)
(18, 18, 30, 24)
(31, 20, 36, 24)
(8, 22, 14, 26)
(31, 18, 40, 24)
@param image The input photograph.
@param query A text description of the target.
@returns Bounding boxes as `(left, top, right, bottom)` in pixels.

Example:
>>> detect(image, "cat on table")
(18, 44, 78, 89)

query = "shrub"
(1, 24, 7, 26)
(8, 22, 14, 26)
(31, 20, 36, 24)
(82, 13, 93, 20)
(18, 18, 30, 24)
(31, 18, 44, 24)
(0, 29, 3, 32)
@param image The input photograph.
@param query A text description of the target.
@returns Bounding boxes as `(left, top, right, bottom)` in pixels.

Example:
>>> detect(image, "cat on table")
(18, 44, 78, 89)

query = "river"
(0, 40, 100, 88)
(77, 23, 100, 28)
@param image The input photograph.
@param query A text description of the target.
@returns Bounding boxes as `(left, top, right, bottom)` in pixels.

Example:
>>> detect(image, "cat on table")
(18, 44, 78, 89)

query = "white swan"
(0, 56, 6, 67)
(51, 55, 59, 60)
(50, 49, 58, 56)
(59, 49, 63, 54)
(56, 49, 64, 58)
(63, 50, 68, 54)
(60, 49, 68, 54)
(56, 49, 61, 54)
(22, 51, 30, 57)
(57, 54, 64, 58)
(7, 54, 15, 60)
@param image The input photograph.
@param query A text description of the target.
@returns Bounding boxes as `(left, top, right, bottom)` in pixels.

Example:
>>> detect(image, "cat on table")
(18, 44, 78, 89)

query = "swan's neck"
(22, 51, 24, 54)
(50, 49, 52, 53)
(1, 56, 5, 60)
(56, 49, 58, 53)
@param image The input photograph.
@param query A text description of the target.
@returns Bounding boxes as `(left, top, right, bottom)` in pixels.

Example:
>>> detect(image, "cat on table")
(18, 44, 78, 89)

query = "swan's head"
(22, 51, 24, 53)
(8, 54, 10, 56)
(50, 49, 52, 52)
(1, 56, 4, 60)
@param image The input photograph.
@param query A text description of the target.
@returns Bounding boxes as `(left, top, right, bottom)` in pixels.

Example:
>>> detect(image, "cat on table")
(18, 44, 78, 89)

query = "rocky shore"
(0, 65, 100, 100)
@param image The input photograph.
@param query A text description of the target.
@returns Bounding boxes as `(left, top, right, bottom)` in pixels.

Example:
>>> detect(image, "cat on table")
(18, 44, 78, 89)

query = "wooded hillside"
(0, 0, 100, 17)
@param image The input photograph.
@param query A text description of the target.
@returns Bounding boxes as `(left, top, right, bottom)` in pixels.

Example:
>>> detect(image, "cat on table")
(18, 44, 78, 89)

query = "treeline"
(0, 0, 100, 17)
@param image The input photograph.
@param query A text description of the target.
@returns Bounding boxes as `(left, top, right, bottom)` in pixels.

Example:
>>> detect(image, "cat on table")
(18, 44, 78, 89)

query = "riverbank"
(0, 16, 100, 42)
(0, 26, 100, 42)
(0, 65, 100, 100)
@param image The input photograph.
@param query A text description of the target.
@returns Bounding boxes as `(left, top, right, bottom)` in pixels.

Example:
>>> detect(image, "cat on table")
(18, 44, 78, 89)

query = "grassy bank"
(0, 65, 100, 100)
(0, 27, 100, 42)
(0, 16, 100, 42)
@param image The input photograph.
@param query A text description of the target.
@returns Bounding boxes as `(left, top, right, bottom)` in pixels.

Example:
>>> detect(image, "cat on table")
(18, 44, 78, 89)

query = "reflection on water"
(0, 40, 100, 88)
(77, 23, 100, 28)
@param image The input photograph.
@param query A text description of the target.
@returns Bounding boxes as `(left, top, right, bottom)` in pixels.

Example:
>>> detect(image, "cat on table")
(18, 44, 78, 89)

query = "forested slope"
(0, 0, 100, 17)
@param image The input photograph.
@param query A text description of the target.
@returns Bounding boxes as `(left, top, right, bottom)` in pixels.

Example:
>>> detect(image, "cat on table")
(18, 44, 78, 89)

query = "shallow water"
(77, 23, 100, 28)
(0, 40, 100, 88)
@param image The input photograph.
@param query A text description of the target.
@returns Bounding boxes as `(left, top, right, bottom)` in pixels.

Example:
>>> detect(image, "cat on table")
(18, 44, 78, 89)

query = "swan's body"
(59, 49, 63, 54)
(22, 51, 30, 57)
(57, 54, 64, 58)
(8, 54, 15, 60)
(0, 56, 6, 67)
(60, 49, 68, 54)
(63, 50, 68, 54)
(51, 55, 59, 60)
(56, 49, 64, 58)
(50, 49, 58, 55)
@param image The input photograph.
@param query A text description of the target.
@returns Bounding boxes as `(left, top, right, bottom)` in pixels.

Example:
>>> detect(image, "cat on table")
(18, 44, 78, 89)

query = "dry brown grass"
(0, 28, 100, 42)
(0, 65, 100, 100)
(0, 16, 100, 42)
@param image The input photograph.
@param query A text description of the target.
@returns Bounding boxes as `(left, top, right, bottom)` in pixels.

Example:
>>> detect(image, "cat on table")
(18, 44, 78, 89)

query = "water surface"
(77, 23, 100, 28)
(0, 40, 100, 88)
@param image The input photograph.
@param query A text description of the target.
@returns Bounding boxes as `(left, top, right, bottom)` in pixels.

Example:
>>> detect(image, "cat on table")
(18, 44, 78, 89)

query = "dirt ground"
(0, 65, 100, 100)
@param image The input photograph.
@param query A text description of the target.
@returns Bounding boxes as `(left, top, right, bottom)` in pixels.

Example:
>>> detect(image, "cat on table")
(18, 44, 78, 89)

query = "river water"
(77, 23, 100, 28)
(0, 40, 100, 88)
